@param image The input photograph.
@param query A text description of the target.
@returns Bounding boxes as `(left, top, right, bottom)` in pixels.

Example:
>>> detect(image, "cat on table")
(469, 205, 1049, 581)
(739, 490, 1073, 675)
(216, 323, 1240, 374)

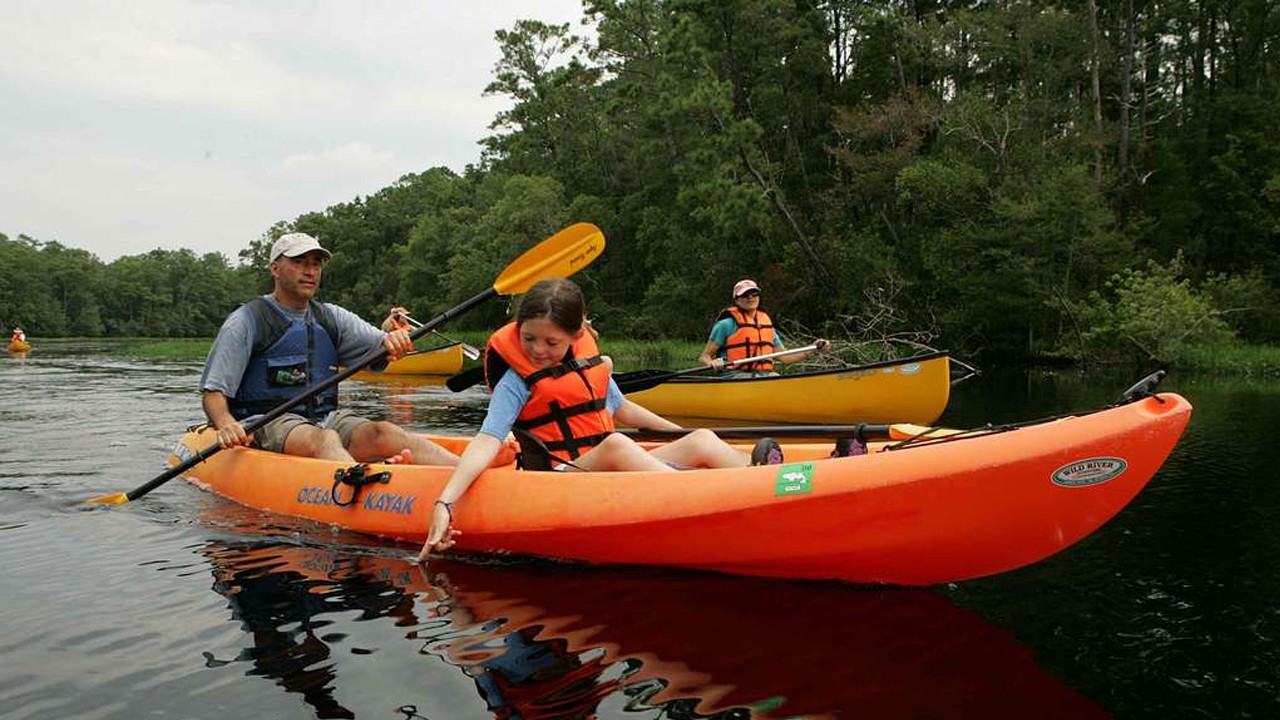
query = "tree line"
(5, 1, 1278, 364)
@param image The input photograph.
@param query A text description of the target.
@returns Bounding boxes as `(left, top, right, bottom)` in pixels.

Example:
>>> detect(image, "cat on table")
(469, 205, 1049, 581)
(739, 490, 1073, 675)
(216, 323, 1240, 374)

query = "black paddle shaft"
(619, 424, 893, 442)
(125, 287, 498, 501)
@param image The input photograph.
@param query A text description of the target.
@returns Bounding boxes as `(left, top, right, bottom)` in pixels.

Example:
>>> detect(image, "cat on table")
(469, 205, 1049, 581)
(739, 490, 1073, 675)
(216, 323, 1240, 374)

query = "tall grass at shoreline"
(106, 334, 707, 370)
(447, 332, 704, 371)
(1175, 342, 1280, 376)
(99, 336, 1280, 377)
(109, 338, 213, 361)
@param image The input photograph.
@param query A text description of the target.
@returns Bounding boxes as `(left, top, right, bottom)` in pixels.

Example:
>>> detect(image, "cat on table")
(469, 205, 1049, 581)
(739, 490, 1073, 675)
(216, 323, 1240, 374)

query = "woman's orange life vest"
(484, 322, 615, 462)
(720, 306, 777, 372)
(384, 315, 411, 332)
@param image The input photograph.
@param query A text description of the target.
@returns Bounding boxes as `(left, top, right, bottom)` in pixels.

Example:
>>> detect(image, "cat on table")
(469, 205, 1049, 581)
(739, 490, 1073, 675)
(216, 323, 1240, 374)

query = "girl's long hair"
(515, 278, 586, 333)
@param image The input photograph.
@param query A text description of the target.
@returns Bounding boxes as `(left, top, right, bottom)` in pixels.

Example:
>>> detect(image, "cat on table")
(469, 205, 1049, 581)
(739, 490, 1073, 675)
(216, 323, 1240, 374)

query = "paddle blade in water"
(84, 492, 130, 505)
(493, 223, 605, 295)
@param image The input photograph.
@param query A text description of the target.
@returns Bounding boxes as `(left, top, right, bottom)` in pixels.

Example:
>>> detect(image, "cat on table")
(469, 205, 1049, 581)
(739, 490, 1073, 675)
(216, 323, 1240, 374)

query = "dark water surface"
(2, 342, 1277, 719)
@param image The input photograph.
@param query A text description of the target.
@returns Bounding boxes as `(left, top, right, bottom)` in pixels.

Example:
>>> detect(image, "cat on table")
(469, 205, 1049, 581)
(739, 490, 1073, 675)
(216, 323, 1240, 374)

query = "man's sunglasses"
(737, 289, 761, 298)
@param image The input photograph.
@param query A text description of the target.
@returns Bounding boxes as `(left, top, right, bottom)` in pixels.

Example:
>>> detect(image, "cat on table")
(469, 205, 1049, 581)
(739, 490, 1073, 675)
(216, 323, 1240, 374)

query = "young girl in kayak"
(416, 277, 778, 561)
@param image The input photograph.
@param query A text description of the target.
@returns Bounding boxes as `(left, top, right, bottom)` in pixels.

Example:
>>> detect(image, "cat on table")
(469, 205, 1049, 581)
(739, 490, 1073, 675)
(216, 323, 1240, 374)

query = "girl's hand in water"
(415, 501, 460, 563)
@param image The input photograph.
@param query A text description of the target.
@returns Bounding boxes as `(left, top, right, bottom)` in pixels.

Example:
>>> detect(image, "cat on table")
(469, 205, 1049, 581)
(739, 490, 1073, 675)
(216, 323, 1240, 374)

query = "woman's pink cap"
(732, 279, 760, 298)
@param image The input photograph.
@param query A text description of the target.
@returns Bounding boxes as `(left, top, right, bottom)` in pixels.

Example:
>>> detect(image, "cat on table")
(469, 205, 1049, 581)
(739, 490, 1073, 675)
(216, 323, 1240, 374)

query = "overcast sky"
(0, 0, 587, 263)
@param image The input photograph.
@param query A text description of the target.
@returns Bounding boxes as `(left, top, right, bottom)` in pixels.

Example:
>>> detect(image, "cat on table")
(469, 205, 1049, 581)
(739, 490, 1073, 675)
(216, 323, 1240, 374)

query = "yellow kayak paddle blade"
(84, 492, 130, 506)
(494, 223, 605, 296)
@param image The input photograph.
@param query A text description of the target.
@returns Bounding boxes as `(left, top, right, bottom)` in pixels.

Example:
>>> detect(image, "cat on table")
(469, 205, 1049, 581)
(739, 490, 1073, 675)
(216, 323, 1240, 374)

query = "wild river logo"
(1051, 457, 1128, 487)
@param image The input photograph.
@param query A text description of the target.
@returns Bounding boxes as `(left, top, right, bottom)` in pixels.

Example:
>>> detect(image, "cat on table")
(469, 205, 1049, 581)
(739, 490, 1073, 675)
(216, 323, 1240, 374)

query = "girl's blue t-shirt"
(479, 368, 624, 440)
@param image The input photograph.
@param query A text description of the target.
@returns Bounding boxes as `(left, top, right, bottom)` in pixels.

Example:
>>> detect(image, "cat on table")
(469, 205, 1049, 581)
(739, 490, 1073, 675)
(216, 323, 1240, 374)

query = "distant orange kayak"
(170, 392, 1192, 585)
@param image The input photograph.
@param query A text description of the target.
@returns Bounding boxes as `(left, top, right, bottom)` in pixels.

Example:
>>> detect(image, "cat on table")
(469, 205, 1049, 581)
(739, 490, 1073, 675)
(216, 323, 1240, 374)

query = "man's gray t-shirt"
(200, 295, 386, 398)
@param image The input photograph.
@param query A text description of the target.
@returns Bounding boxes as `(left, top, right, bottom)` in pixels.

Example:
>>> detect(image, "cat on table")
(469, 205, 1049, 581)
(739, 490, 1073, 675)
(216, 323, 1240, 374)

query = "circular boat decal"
(899, 363, 922, 375)
(1051, 457, 1128, 487)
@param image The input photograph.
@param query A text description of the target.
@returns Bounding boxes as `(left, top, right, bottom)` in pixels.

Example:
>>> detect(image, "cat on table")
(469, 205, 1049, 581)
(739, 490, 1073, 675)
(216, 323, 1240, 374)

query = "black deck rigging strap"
(331, 463, 392, 507)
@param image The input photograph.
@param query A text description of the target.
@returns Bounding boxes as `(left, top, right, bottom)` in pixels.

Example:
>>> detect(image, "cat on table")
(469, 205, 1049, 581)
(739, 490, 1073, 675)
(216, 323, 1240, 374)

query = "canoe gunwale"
(627, 349, 951, 387)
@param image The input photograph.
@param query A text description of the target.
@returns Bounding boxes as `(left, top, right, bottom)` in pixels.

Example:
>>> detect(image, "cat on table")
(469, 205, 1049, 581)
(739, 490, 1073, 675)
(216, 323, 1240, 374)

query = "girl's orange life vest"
(484, 322, 615, 462)
(720, 306, 777, 372)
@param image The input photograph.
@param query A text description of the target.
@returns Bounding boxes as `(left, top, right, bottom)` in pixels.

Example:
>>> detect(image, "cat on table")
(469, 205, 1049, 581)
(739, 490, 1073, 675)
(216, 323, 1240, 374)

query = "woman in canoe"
(380, 305, 412, 333)
(698, 279, 828, 376)
(417, 277, 781, 561)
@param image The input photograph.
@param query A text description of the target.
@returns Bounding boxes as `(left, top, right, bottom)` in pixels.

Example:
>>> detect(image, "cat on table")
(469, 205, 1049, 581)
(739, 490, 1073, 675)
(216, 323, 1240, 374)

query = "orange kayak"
(170, 392, 1192, 585)
(7, 339, 30, 353)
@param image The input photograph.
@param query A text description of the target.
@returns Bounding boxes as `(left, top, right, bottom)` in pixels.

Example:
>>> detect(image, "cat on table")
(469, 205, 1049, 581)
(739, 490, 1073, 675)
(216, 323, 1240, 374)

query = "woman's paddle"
(399, 314, 481, 361)
(446, 342, 822, 394)
(618, 422, 950, 442)
(614, 344, 821, 394)
(445, 365, 487, 392)
(86, 222, 606, 505)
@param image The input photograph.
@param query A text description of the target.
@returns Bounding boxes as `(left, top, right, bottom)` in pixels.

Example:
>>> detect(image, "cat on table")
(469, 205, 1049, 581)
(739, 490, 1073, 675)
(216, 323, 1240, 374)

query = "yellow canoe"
(6, 340, 30, 353)
(621, 351, 954, 424)
(353, 343, 464, 377)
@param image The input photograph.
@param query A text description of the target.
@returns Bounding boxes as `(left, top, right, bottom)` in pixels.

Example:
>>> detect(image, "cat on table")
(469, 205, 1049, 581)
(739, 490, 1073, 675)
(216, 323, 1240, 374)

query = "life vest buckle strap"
(515, 398, 608, 430)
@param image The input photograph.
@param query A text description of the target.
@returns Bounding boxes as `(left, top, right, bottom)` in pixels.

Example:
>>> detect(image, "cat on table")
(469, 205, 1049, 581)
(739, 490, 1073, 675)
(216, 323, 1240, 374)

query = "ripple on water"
(3, 351, 1279, 717)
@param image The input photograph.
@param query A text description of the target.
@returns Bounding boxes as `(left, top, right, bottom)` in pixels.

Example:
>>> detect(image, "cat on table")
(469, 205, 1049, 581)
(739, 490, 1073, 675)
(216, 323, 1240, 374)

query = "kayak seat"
(511, 428, 577, 472)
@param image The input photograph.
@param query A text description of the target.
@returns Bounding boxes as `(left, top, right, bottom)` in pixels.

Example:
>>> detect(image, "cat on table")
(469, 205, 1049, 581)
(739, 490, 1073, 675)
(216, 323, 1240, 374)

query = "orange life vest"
(484, 322, 615, 462)
(385, 316, 411, 332)
(720, 307, 777, 372)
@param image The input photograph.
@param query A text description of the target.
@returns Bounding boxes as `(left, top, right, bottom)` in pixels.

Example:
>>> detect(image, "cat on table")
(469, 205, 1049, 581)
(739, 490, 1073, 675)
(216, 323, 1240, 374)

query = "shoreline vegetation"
(96, 336, 1280, 377)
(101, 334, 710, 372)
(7, 3, 1280, 370)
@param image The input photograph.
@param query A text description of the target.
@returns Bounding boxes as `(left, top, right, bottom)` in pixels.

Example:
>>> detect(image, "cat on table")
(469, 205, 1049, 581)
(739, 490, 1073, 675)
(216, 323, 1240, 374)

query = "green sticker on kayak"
(774, 462, 815, 496)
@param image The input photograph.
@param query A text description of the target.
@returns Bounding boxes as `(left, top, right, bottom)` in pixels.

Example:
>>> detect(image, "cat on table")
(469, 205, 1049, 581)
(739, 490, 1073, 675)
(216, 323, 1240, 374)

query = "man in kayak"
(697, 279, 829, 376)
(199, 232, 459, 466)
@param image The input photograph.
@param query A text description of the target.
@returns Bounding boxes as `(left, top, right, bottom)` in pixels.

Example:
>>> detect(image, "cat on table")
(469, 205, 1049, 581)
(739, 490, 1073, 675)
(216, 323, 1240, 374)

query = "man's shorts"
(249, 409, 370, 453)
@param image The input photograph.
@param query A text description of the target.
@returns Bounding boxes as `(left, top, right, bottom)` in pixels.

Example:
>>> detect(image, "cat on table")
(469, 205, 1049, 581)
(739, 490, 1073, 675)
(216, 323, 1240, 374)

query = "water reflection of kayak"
(201, 540, 1106, 719)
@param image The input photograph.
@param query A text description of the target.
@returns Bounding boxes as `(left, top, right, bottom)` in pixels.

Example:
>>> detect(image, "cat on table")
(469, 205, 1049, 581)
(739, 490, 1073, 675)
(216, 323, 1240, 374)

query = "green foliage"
(13, 0, 1280, 363)
(1063, 255, 1236, 365)
(0, 236, 253, 338)
(1201, 269, 1280, 345)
